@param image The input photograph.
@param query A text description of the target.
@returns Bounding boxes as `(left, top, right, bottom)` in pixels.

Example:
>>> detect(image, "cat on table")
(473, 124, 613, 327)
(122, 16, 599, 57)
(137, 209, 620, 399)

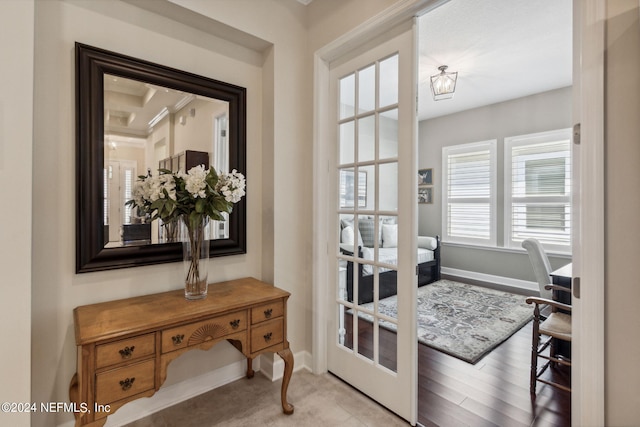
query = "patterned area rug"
(357, 279, 533, 364)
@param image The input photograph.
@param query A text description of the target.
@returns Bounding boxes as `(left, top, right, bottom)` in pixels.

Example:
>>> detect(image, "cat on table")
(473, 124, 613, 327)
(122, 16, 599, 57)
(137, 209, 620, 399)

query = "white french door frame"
(312, 0, 605, 425)
(571, 0, 605, 425)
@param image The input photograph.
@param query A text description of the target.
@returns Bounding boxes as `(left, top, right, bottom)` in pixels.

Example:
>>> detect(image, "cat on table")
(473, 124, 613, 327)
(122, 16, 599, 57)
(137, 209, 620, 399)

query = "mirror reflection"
(103, 74, 230, 248)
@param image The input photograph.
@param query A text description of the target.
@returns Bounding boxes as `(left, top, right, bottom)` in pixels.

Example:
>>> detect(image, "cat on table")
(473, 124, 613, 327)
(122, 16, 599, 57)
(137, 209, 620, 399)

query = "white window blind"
(104, 167, 110, 226)
(123, 167, 134, 225)
(505, 129, 572, 253)
(442, 140, 497, 246)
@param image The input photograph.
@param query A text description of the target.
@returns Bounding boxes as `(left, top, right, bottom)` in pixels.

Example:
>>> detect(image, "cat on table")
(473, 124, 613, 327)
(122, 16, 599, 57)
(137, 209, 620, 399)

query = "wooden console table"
(69, 277, 294, 426)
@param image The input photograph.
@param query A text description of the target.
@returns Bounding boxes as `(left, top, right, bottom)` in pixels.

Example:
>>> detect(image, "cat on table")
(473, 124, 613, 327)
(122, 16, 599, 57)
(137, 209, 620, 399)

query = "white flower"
(217, 169, 246, 203)
(132, 173, 176, 206)
(145, 174, 176, 202)
(132, 181, 147, 208)
(126, 163, 246, 226)
(184, 165, 209, 198)
(158, 174, 177, 201)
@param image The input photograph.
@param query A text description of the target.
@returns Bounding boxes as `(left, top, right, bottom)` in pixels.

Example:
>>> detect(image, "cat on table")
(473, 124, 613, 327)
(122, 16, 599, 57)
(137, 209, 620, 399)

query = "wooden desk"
(550, 263, 572, 285)
(69, 277, 294, 426)
(550, 263, 572, 358)
(550, 262, 572, 304)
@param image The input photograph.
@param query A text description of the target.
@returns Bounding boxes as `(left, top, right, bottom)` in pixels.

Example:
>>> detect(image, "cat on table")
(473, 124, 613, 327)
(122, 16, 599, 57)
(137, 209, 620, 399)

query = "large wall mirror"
(76, 43, 246, 273)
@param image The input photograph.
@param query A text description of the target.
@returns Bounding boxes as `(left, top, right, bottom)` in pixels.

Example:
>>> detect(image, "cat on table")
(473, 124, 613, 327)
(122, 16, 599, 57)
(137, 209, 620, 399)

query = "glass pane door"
(328, 24, 418, 423)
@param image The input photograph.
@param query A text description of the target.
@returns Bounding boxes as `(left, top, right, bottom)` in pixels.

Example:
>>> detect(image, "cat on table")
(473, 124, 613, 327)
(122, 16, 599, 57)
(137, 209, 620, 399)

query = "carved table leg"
(246, 357, 255, 379)
(277, 347, 294, 415)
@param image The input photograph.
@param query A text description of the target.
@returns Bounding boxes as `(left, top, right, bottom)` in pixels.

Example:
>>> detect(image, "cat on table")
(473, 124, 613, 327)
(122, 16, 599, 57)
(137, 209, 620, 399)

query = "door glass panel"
(339, 169, 364, 212)
(357, 308, 375, 362)
(339, 121, 355, 165)
(359, 165, 375, 211)
(358, 64, 375, 113)
(379, 109, 398, 160)
(358, 115, 376, 162)
(339, 73, 355, 119)
(379, 318, 398, 372)
(379, 55, 398, 108)
(338, 302, 353, 349)
(379, 162, 398, 212)
(337, 260, 349, 301)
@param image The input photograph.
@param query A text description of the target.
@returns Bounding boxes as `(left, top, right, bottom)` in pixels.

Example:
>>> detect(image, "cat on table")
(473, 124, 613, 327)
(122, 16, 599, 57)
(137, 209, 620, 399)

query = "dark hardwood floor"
(344, 313, 571, 427)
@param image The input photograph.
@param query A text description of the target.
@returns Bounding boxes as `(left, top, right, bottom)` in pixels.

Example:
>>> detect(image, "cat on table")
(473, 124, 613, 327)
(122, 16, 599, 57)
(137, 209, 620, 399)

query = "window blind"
(505, 130, 572, 252)
(123, 167, 134, 225)
(442, 141, 496, 245)
(104, 167, 109, 226)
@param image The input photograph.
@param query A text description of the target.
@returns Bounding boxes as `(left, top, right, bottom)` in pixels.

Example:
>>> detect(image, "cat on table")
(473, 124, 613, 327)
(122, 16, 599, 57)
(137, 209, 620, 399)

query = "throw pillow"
(341, 226, 364, 247)
(357, 218, 376, 247)
(382, 224, 398, 248)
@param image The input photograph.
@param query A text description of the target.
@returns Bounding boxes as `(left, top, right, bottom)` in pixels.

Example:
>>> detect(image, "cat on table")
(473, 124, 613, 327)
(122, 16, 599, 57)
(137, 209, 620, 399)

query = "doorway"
(313, 0, 604, 425)
(415, 0, 572, 425)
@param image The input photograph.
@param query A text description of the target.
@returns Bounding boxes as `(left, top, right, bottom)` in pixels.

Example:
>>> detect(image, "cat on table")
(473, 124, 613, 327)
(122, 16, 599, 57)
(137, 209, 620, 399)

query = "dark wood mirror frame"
(76, 43, 246, 273)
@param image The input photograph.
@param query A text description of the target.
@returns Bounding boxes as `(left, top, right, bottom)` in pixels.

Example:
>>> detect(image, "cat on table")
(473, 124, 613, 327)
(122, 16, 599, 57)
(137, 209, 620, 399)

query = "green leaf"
(195, 198, 205, 213)
(206, 167, 219, 188)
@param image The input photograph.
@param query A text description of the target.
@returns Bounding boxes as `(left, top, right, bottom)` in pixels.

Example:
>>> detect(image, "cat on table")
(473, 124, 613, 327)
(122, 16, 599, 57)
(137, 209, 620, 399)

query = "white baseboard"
(441, 267, 539, 294)
(58, 350, 311, 427)
(260, 350, 312, 381)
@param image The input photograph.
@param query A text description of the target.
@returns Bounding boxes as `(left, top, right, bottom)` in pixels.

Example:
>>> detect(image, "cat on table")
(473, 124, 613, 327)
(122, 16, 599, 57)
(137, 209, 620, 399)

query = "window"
(123, 167, 134, 225)
(442, 140, 497, 246)
(504, 129, 572, 253)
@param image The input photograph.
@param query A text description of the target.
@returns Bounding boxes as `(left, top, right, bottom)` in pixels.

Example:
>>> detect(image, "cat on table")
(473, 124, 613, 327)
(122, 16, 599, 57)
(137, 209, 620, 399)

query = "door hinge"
(416, 265, 419, 276)
(573, 276, 580, 299)
(573, 123, 581, 145)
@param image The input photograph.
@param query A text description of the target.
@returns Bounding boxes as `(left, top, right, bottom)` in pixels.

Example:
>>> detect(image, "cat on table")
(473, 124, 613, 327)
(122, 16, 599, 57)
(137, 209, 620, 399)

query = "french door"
(326, 22, 418, 424)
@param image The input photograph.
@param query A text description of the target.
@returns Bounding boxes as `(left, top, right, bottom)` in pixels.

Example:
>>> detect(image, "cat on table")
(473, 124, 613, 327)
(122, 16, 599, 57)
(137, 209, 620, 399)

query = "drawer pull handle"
(230, 319, 240, 329)
(172, 334, 185, 345)
(264, 308, 273, 319)
(263, 332, 273, 342)
(118, 346, 135, 359)
(119, 377, 135, 391)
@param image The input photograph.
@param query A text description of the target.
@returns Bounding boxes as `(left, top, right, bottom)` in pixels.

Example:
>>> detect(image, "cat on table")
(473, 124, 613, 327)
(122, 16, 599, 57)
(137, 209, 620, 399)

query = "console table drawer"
(251, 301, 284, 324)
(95, 359, 155, 406)
(96, 333, 155, 369)
(251, 318, 284, 353)
(162, 311, 247, 353)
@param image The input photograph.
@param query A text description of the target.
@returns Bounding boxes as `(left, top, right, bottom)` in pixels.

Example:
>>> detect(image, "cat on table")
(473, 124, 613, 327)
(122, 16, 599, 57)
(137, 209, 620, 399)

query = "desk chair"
(522, 238, 553, 301)
(526, 285, 572, 396)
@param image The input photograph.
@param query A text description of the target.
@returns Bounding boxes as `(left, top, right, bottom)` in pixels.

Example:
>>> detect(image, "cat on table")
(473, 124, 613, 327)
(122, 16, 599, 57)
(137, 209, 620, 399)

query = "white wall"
(31, 1, 266, 425)
(0, 1, 34, 426)
(169, 0, 315, 376)
(605, 1, 640, 424)
(418, 87, 573, 282)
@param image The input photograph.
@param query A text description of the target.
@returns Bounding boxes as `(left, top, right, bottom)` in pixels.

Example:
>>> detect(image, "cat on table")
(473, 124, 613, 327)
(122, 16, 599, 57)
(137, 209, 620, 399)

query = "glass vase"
(181, 215, 210, 300)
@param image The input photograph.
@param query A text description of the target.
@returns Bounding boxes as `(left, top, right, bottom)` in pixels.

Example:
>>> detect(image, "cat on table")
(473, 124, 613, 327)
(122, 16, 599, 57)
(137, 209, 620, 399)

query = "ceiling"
(104, 74, 190, 142)
(103, 74, 226, 146)
(108, 0, 572, 139)
(418, 0, 572, 120)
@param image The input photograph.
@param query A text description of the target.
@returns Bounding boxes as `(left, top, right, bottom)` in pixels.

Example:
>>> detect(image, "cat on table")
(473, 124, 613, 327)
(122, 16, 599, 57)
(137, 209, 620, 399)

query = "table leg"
(277, 347, 294, 415)
(246, 357, 254, 379)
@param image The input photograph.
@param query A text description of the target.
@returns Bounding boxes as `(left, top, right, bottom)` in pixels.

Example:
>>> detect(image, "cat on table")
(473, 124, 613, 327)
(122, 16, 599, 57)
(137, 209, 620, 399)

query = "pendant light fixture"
(430, 65, 458, 101)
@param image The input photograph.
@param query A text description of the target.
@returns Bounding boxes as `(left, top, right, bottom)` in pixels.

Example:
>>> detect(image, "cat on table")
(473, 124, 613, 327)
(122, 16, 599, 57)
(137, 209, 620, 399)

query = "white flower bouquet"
(126, 165, 245, 299)
(127, 165, 246, 230)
